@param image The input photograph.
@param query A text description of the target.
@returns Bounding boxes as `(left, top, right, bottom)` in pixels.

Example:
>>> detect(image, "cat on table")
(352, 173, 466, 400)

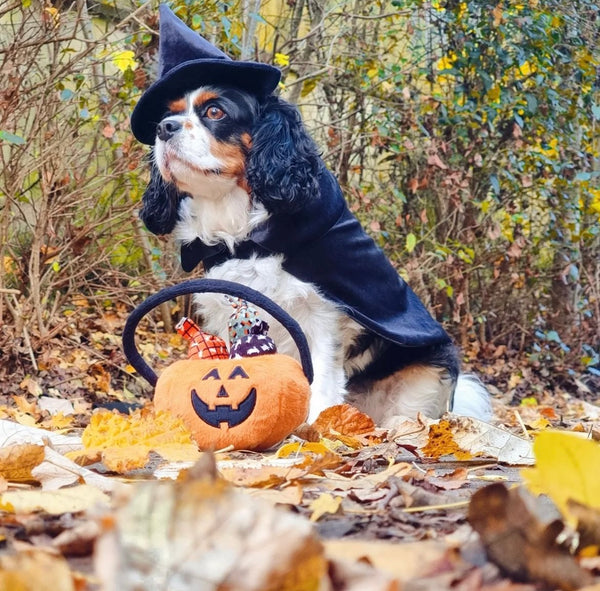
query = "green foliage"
(276, 0, 598, 368)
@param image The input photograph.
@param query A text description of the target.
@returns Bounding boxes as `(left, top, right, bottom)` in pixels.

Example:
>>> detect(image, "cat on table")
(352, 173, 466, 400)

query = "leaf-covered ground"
(1, 304, 599, 590)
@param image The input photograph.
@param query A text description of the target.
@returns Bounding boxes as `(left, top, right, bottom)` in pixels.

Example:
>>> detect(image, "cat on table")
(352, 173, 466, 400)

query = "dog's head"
(140, 86, 322, 237)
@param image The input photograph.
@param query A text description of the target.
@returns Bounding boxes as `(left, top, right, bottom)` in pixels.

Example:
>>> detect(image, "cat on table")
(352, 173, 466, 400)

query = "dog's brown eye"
(205, 106, 225, 120)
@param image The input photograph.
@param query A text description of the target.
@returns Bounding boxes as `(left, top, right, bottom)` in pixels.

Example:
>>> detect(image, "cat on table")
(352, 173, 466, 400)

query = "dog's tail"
(451, 374, 493, 420)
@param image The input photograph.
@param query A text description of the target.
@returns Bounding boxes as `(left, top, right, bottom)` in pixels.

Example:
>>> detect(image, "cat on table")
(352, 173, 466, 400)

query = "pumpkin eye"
(228, 366, 249, 380)
(202, 368, 221, 380)
(205, 106, 226, 120)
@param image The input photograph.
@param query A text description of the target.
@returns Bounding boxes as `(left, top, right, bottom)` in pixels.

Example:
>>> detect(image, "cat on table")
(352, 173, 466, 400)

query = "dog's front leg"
(295, 308, 347, 423)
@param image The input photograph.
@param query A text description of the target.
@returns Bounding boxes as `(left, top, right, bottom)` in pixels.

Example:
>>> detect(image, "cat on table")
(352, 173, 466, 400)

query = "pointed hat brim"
(131, 59, 280, 144)
(130, 5, 281, 145)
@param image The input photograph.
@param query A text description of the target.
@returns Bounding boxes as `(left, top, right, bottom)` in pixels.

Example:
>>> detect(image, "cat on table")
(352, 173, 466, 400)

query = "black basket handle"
(122, 279, 314, 387)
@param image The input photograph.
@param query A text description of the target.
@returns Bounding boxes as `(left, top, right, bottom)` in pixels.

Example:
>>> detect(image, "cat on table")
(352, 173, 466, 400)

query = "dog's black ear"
(139, 154, 183, 235)
(246, 96, 321, 212)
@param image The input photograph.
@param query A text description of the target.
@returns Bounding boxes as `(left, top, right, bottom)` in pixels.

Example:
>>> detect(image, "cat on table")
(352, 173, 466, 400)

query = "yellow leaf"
(0, 444, 45, 482)
(487, 84, 501, 102)
(112, 50, 137, 72)
(522, 431, 600, 525)
(76, 407, 198, 474)
(436, 51, 457, 71)
(82, 407, 193, 449)
(517, 60, 536, 77)
(0, 551, 75, 591)
(526, 417, 550, 430)
(46, 412, 75, 430)
(276, 441, 331, 458)
(274, 52, 290, 67)
(0, 484, 109, 515)
(309, 493, 342, 522)
(406, 232, 417, 253)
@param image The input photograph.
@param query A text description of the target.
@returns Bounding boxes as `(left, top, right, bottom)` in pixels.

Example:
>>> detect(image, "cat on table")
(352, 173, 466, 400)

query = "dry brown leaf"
(313, 404, 375, 437)
(293, 422, 321, 442)
(568, 499, 600, 555)
(0, 443, 45, 482)
(468, 483, 594, 590)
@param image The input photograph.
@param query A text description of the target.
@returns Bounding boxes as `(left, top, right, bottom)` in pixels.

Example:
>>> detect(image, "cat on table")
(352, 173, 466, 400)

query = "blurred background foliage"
(1, 0, 598, 385)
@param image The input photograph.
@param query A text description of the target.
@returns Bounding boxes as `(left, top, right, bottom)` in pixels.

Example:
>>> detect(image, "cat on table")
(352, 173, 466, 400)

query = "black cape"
(181, 168, 451, 349)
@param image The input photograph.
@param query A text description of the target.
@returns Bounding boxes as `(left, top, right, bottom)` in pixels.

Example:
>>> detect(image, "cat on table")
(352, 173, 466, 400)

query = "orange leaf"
(421, 419, 472, 460)
(312, 404, 375, 437)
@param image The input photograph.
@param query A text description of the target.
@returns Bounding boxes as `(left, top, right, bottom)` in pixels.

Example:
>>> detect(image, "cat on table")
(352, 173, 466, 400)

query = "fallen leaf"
(439, 415, 535, 464)
(33, 446, 120, 492)
(421, 419, 473, 460)
(568, 499, 600, 555)
(43, 412, 75, 430)
(468, 482, 594, 590)
(0, 550, 76, 591)
(0, 484, 110, 515)
(325, 539, 448, 583)
(0, 443, 45, 482)
(522, 431, 600, 524)
(0, 419, 83, 454)
(69, 407, 200, 474)
(313, 404, 375, 436)
(309, 492, 343, 522)
(101, 445, 151, 472)
(277, 440, 333, 459)
(293, 422, 321, 442)
(327, 557, 399, 590)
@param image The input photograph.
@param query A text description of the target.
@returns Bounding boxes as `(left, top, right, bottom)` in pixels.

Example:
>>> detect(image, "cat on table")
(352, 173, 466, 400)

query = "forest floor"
(0, 300, 599, 590)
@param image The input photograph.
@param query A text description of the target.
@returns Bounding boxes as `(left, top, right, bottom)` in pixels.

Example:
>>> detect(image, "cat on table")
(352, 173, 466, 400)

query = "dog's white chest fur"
(174, 187, 269, 253)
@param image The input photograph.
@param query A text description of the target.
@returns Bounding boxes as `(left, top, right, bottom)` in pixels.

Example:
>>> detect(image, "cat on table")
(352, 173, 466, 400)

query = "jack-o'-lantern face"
(154, 355, 311, 451)
(190, 364, 256, 429)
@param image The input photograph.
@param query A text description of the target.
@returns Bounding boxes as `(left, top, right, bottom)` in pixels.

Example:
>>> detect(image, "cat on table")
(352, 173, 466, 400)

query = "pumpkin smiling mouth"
(190, 387, 257, 429)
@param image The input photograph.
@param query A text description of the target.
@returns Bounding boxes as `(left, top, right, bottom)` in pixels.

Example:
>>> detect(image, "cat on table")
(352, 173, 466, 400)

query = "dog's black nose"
(156, 118, 182, 141)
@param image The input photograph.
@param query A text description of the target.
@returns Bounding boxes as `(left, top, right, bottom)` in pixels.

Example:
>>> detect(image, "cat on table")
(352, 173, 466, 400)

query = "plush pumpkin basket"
(122, 279, 313, 451)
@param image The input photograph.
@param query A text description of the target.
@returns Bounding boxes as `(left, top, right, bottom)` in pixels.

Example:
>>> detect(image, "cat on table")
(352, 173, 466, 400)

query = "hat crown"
(158, 4, 230, 77)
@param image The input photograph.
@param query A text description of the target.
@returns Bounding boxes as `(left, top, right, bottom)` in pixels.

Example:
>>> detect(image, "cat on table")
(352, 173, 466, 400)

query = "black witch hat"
(131, 4, 281, 145)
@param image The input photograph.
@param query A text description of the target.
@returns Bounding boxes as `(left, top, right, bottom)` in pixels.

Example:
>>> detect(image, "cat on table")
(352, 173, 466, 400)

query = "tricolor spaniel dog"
(138, 85, 492, 424)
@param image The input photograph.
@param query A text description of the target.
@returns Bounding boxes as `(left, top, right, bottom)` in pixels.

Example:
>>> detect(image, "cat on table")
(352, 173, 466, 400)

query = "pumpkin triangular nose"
(216, 385, 229, 398)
